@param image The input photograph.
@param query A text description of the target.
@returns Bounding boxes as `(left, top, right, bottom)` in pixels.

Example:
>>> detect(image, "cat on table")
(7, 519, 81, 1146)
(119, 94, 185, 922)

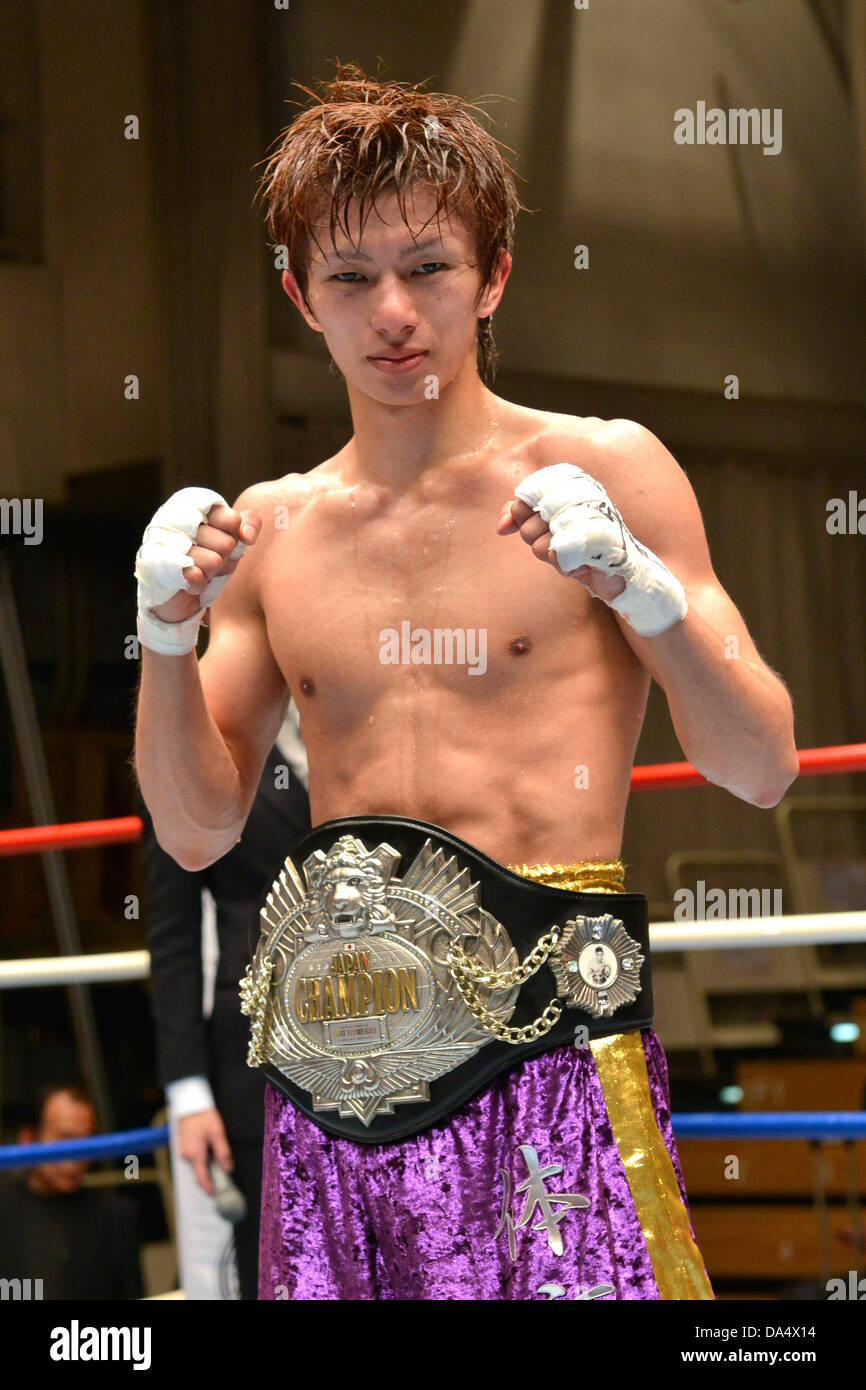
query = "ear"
(281, 270, 323, 334)
(476, 247, 512, 319)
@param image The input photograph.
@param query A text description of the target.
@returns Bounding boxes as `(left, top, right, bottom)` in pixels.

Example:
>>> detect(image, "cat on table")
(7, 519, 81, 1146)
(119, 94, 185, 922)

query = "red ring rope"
(0, 743, 863, 857)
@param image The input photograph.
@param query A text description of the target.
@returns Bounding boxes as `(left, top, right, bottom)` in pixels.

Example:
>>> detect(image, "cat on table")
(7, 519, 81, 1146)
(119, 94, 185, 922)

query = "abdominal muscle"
(294, 659, 650, 867)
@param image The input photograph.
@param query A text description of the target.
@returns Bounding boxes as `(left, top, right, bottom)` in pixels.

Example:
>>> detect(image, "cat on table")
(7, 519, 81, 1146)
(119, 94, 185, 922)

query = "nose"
(368, 272, 419, 338)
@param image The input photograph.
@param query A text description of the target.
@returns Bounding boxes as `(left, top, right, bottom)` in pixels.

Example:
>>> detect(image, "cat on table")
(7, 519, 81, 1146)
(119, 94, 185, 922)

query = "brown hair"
(253, 60, 526, 383)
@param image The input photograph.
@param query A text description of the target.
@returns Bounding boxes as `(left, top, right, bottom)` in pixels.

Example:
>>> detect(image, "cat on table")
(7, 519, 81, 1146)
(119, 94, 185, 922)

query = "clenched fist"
(498, 463, 688, 638)
(135, 487, 261, 654)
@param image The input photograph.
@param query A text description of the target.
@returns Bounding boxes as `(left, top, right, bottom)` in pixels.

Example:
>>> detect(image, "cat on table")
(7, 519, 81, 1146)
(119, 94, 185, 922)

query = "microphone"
(208, 1161, 247, 1224)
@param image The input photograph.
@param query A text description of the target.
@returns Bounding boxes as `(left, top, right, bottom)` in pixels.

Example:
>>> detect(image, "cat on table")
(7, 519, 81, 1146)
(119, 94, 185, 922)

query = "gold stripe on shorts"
(590, 1031, 714, 1299)
(507, 855, 713, 1300)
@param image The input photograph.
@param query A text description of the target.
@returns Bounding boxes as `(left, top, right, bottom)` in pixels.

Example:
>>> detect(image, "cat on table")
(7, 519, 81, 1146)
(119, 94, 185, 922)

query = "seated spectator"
(0, 1083, 143, 1299)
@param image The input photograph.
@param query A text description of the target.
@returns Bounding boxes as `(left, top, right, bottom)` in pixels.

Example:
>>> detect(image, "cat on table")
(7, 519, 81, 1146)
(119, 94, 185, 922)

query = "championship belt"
(240, 816, 653, 1143)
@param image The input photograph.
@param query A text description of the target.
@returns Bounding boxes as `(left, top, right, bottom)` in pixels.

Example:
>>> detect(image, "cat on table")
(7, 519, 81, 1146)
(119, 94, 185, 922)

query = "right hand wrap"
(134, 487, 245, 655)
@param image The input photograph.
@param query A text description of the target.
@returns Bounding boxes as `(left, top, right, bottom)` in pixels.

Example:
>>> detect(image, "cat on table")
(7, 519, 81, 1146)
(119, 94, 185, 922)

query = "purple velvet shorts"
(257, 1026, 713, 1300)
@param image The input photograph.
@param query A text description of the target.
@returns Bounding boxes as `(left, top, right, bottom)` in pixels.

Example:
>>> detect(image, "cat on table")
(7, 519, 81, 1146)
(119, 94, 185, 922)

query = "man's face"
(282, 184, 510, 403)
(25, 1091, 96, 1194)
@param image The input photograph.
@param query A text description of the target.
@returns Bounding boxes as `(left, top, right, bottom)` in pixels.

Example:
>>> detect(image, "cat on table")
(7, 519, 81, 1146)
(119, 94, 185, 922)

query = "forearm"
(645, 608, 799, 806)
(135, 648, 246, 869)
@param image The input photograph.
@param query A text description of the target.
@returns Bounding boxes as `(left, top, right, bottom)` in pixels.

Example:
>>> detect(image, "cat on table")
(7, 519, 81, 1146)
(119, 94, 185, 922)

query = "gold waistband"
(506, 859, 626, 894)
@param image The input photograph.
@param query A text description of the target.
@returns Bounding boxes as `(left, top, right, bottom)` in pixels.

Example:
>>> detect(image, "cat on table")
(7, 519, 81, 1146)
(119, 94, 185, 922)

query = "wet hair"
(253, 59, 527, 383)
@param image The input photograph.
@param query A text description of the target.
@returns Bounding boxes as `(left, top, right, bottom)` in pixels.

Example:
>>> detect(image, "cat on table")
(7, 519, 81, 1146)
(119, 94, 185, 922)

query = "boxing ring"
(1, 740, 864, 1296)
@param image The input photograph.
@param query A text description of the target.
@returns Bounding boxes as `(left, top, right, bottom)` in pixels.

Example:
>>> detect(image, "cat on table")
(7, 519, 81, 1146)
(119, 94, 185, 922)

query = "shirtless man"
(134, 66, 798, 1301)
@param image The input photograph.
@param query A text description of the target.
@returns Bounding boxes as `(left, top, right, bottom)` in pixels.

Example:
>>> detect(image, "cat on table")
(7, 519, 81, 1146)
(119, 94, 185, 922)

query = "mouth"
(367, 350, 428, 374)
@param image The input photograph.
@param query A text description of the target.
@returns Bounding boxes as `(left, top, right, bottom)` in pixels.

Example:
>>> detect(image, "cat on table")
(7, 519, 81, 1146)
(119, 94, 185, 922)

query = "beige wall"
(3, 1, 863, 506)
(266, 0, 865, 404)
(0, 0, 270, 506)
(0, 0, 168, 501)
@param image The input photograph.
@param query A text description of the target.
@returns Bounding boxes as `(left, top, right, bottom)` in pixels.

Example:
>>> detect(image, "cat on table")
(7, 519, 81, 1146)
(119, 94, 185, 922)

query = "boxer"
(134, 63, 798, 1301)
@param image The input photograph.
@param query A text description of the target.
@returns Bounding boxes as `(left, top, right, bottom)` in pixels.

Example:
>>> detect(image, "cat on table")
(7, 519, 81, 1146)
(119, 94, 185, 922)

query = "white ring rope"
(650, 909, 866, 953)
(0, 912, 864, 988)
(0, 949, 150, 988)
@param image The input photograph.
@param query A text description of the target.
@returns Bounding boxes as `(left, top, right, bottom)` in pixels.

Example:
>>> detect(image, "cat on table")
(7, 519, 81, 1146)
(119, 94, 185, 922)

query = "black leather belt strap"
(244, 815, 653, 1144)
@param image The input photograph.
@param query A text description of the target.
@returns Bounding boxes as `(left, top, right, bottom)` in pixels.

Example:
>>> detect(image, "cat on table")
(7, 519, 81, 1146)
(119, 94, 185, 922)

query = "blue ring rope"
(0, 1124, 169, 1171)
(1, 1113, 865, 1170)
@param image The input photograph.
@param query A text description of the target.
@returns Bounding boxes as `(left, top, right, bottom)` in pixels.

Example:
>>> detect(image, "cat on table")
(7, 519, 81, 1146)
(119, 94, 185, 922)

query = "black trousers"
(227, 1138, 264, 1301)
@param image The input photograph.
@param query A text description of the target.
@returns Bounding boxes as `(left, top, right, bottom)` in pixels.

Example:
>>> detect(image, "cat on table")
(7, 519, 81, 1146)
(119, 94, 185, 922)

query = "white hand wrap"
(514, 462, 687, 638)
(134, 487, 245, 655)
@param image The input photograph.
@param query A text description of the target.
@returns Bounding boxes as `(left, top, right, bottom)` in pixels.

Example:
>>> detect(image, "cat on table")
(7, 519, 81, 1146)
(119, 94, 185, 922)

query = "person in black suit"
(141, 704, 310, 1299)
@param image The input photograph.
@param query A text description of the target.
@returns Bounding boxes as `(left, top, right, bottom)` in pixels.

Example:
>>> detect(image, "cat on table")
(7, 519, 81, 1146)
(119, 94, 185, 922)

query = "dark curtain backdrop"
(624, 451, 866, 904)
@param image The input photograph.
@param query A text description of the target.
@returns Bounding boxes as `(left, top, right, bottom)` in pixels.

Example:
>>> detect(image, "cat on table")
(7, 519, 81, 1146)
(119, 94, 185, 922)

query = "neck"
(342, 353, 502, 489)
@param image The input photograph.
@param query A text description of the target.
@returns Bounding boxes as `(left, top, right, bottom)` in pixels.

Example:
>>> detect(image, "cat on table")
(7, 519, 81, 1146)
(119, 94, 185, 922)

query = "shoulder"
(534, 414, 695, 512)
(532, 414, 681, 485)
(230, 472, 313, 522)
(224, 472, 324, 588)
(231, 462, 347, 529)
(530, 414, 712, 570)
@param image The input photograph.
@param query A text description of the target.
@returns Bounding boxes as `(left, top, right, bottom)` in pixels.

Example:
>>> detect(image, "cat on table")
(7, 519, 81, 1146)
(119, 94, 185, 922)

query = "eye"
(329, 263, 447, 283)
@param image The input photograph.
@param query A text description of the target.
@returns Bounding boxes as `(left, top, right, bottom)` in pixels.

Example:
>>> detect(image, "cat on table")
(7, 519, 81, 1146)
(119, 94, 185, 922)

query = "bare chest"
(258, 484, 600, 717)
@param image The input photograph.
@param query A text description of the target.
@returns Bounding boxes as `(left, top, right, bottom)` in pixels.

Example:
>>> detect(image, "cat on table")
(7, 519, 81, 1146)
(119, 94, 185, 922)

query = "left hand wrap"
(513, 462, 688, 638)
